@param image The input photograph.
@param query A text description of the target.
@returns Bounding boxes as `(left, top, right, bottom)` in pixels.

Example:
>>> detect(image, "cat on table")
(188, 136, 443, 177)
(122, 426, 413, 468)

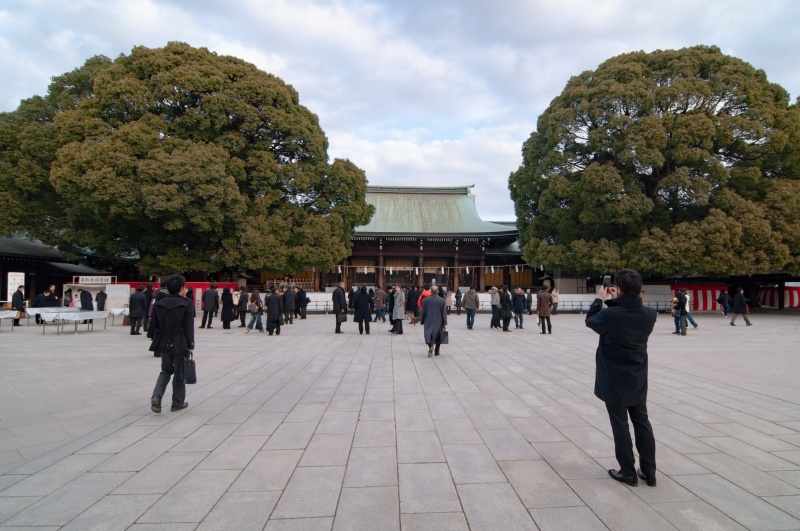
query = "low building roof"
(0, 236, 65, 261)
(355, 185, 518, 237)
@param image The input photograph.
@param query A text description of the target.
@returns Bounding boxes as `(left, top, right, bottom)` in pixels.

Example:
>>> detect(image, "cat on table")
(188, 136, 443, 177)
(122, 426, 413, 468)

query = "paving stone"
(91, 437, 181, 473)
(687, 452, 800, 496)
(271, 466, 345, 519)
(457, 483, 537, 530)
(650, 499, 747, 530)
(395, 409, 435, 431)
(263, 422, 317, 450)
(400, 512, 468, 530)
(532, 441, 608, 479)
(394, 393, 427, 410)
(763, 495, 800, 520)
(771, 470, 800, 489)
(233, 412, 286, 436)
(229, 449, 303, 492)
(4, 472, 130, 526)
(359, 401, 395, 420)
(197, 435, 267, 470)
(196, 491, 279, 531)
(509, 416, 568, 443)
(352, 420, 396, 447)
(328, 394, 363, 412)
(315, 411, 358, 433)
(113, 452, 207, 495)
(1, 453, 111, 497)
(466, 408, 514, 430)
(60, 494, 160, 531)
(434, 418, 483, 445)
(76, 425, 160, 455)
(567, 478, 676, 530)
(699, 436, 800, 471)
(333, 486, 399, 530)
(283, 402, 328, 423)
(397, 431, 445, 463)
(0, 496, 40, 524)
(170, 424, 238, 452)
(479, 429, 540, 460)
(674, 473, 800, 530)
(128, 524, 197, 530)
(559, 426, 616, 458)
(265, 517, 334, 530)
(299, 433, 352, 467)
(443, 444, 506, 484)
(398, 463, 461, 514)
(427, 399, 468, 419)
(529, 506, 608, 531)
(343, 446, 397, 487)
(499, 459, 583, 508)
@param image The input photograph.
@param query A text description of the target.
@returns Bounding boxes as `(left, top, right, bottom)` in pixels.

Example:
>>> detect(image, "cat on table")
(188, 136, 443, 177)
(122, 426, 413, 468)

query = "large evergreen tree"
(509, 45, 800, 276)
(1, 42, 373, 274)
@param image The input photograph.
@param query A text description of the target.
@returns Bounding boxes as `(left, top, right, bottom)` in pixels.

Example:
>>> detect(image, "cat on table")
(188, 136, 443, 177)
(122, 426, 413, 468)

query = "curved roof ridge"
(366, 185, 475, 195)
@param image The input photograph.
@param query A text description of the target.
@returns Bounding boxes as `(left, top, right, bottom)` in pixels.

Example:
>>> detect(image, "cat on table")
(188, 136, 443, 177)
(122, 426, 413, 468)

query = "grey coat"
(420, 293, 447, 344)
(393, 290, 406, 320)
(463, 289, 480, 310)
(202, 288, 219, 312)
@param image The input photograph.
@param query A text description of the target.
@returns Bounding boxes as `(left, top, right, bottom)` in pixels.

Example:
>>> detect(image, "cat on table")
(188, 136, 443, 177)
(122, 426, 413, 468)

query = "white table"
(39, 311, 110, 335)
(0, 310, 21, 332)
(109, 308, 129, 325)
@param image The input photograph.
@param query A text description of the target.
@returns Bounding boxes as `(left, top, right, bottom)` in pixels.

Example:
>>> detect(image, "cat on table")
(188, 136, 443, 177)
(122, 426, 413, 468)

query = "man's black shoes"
(171, 402, 189, 412)
(608, 469, 637, 486)
(637, 468, 657, 487)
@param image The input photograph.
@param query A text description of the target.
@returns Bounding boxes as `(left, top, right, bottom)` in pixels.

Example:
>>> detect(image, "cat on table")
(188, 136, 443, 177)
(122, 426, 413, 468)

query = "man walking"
(463, 286, 479, 329)
(420, 285, 447, 357)
(129, 285, 148, 335)
(11, 285, 25, 326)
(512, 287, 526, 329)
(333, 281, 347, 334)
(537, 287, 553, 334)
(730, 287, 752, 326)
(586, 268, 657, 487)
(149, 274, 194, 413)
(200, 283, 219, 328)
(281, 286, 295, 325)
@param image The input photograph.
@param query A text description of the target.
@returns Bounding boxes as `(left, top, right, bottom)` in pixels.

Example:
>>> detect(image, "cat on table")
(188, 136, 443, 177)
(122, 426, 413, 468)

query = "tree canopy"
(509, 45, 800, 276)
(0, 42, 373, 274)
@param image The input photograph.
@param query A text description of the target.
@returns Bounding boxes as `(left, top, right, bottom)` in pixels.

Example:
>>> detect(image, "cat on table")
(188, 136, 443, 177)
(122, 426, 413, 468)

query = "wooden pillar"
(417, 256, 424, 287)
(378, 254, 384, 289)
(479, 256, 486, 292)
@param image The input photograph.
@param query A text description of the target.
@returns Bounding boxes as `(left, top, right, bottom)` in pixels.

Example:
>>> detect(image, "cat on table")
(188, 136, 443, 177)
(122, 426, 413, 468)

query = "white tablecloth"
(0, 311, 20, 319)
(110, 308, 129, 316)
(54, 311, 110, 322)
(36, 307, 84, 314)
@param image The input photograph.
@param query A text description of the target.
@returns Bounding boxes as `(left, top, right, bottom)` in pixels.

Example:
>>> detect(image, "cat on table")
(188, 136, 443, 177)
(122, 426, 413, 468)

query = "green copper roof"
(355, 185, 518, 237)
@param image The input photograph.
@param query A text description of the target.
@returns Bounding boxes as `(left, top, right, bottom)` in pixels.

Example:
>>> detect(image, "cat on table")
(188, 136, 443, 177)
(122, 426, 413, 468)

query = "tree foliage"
(1, 43, 373, 274)
(509, 45, 800, 276)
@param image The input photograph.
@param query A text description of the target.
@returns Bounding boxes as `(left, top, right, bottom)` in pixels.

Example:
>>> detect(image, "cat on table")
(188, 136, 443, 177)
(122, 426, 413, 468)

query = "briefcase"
(123, 315, 131, 326)
(337, 313, 348, 323)
(438, 329, 449, 344)
(183, 353, 197, 385)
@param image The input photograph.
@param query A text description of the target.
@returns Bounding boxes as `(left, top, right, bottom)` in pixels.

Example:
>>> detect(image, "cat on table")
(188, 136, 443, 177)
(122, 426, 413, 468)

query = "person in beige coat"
(537, 287, 553, 334)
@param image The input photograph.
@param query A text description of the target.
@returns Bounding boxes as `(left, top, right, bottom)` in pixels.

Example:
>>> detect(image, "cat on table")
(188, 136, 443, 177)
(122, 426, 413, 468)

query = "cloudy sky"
(1, 0, 798, 220)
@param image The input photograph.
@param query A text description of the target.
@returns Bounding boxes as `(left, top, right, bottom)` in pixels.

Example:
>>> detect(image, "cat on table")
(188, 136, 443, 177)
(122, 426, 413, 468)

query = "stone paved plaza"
(1, 308, 800, 530)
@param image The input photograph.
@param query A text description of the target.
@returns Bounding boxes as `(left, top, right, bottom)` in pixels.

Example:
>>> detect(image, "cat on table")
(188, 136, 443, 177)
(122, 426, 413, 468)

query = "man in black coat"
(265, 287, 283, 336)
(200, 283, 219, 328)
(95, 288, 107, 311)
(730, 287, 752, 326)
(142, 283, 154, 331)
(353, 286, 374, 335)
(281, 286, 295, 324)
(333, 281, 347, 334)
(129, 285, 148, 335)
(78, 288, 94, 324)
(148, 274, 194, 413)
(11, 285, 25, 326)
(586, 268, 657, 487)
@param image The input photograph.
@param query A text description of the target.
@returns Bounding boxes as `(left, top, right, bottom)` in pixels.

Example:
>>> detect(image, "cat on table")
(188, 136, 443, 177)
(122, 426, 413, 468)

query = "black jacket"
(297, 288, 308, 307)
(79, 290, 94, 311)
(333, 287, 347, 313)
(511, 292, 526, 313)
(95, 291, 107, 311)
(265, 292, 283, 322)
(11, 290, 25, 311)
(353, 290, 374, 321)
(148, 294, 195, 354)
(586, 296, 657, 407)
(499, 291, 513, 319)
(733, 292, 748, 314)
(129, 291, 148, 318)
(282, 290, 296, 311)
(143, 288, 154, 312)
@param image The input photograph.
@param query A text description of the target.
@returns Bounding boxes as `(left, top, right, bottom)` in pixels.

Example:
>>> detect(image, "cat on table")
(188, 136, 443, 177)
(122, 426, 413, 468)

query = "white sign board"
(6, 272, 25, 301)
(104, 284, 131, 298)
(79, 276, 113, 284)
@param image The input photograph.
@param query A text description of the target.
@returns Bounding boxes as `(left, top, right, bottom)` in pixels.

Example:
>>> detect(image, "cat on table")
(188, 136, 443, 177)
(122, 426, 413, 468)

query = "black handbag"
(337, 313, 348, 323)
(183, 353, 197, 384)
(438, 329, 449, 344)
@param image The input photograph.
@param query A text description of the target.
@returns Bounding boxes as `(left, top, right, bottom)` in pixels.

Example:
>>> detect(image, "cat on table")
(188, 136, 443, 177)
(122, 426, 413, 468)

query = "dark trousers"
(143, 314, 151, 331)
(502, 317, 511, 331)
(514, 311, 524, 328)
(300, 305, 307, 319)
(540, 316, 551, 333)
(551, 303, 558, 315)
(394, 320, 403, 334)
(152, 351, 187, 407)
(357, 318, 370, 334)
(267, 319, 281, 335)
(130, 316, 142, 334)
(466, 309, 475, 328)
(491, 306, 499, 328)
(284, 312, 293, 324)
(239, 310, 247, 326)
(606, 402, 656, 478)
(335, 314, 343, 333)
(200, 311, 213, 327)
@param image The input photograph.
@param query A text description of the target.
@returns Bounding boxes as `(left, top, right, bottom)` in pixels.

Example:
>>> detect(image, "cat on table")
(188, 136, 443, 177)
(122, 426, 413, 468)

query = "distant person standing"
(420, 285, 447, 357)
(353, 286, 373, 334)
(373, 286, 387, 323)
(333, 281, 347, 334)
(537, 287, 553, 334)
(236, 286, 249, 327)
(220, 287, 235, 329)
(129, 285, 148, 335)
(265, 287, 283, 336)
(200, 283, 219, 328)
(142, 283, 154, 331)
(512, 287, 526, 329)
(11, 285, 25, 326)
(526, 288, 533, 315)
(499, 286, 513, 332)
(730, 288, 752, 327)
(79, 288, 94, 311)
(149, 274, 194, 413)
(551, 288, 560, 315)
(391, 283, 406, 335)
(684, 290, 698, 329)
(296, 286, 308, 319)
(282, 286, 295, 325)
(489, 286, 500, 329)
(463, 287, 479, 330)
(586, 268, 657, 488)
(95, 288, 107, 311)
(454, 289, 462, 316)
